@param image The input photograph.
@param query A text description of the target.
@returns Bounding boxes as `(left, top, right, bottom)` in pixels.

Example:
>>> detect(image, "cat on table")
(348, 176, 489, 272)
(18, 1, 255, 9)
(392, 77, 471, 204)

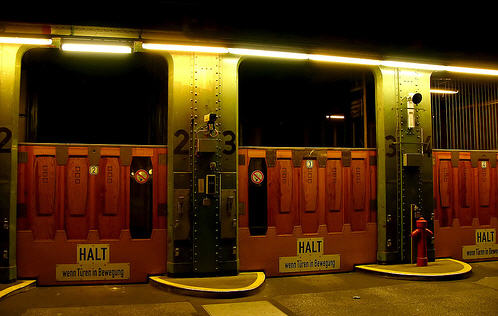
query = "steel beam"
(375, 67, 434, 264)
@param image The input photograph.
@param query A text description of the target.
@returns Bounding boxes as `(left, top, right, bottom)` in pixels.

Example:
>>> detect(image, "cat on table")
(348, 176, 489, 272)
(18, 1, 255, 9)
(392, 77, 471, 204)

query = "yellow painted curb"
(356, 258, 472, 277)
(150, 272, 265, 294)
(0, 280, 36, 300)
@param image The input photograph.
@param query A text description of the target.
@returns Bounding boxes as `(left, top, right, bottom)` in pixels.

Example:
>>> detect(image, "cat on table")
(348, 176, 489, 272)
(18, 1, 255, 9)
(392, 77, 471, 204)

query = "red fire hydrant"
(411, 217, 433, 267)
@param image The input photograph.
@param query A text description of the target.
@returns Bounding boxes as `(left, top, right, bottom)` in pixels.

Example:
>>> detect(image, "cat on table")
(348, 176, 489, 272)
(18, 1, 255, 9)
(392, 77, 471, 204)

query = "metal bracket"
(292, 149, 306, 168)
(316, 150, 327, 168)
(55, 146, 68, 166)
(470, 151, 497, 168)
(341, 150, 351, 167)
(120, 147, 132, 166)
(291, 149, 326, 168)
(88, 146, 101, 166)
(266, 149, 277, 168)
(451, 151, 460, 168)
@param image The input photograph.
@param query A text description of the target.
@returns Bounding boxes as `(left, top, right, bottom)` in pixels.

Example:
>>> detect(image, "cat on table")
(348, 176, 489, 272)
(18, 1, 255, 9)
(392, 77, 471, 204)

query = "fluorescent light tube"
(228, 48, 308, 59)
(430, 89, 459, 94)
(142, 43, 228, 54)
(62, 43, 132, 54)
(0, 37, 52, 45)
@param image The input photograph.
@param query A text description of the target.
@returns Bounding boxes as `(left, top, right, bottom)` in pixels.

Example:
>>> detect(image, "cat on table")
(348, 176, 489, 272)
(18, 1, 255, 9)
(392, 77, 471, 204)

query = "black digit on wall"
(223, 130, 236, 155)
(174, 129, 189, 155)
(0, 127, 12, 153)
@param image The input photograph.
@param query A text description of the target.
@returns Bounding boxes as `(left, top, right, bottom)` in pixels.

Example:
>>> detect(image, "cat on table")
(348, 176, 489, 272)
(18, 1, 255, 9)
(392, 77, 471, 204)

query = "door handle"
(176, 196, 184, 228)
(227, 195, 234, 217)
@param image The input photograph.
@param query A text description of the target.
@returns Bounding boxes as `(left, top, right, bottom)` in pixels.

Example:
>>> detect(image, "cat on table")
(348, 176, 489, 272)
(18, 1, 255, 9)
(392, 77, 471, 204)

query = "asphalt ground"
(1, 261, 497, 316)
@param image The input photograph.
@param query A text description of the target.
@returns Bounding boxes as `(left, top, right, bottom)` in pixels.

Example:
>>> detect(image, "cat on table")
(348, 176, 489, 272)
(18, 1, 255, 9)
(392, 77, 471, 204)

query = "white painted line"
(203, 301, 287, 316)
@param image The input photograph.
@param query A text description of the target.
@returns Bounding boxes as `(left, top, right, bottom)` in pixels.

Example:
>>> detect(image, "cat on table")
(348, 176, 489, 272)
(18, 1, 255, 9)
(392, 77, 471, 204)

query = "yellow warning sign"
(56, 244, 130, 281)
(462, 229, 498, 260)
(279, 238, 340, 273)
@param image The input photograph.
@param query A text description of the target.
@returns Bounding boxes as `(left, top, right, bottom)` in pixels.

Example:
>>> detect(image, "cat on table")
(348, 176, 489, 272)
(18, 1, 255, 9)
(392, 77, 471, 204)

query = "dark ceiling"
(2, 1, 497, 67)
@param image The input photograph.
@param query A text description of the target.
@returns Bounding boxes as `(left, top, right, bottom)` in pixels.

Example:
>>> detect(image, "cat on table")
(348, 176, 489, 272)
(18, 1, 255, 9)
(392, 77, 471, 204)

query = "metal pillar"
(375, 67, 435, 264)
(167, 52, 239, 276)
(0, 44, 28, 282)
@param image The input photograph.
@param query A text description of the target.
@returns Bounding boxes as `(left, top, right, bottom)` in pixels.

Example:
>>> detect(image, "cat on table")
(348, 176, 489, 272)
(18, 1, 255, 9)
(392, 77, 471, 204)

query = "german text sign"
(462, 229, 498, 260)
(56, 244, 130, 281)
(279, 238, 340, 273)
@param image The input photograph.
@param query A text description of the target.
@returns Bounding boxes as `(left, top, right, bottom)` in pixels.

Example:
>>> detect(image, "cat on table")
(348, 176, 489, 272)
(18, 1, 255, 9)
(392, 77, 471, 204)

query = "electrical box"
(403, 153, 424, 167)
(196, 138, 218, 153)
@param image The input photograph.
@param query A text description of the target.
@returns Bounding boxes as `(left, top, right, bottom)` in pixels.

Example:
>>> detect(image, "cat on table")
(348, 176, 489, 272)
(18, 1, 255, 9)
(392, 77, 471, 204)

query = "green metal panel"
(167, 52, 239, 276)
(374, 67, 398, 263)
(375, 67, 434, 264)
(0, 44, 32, 282)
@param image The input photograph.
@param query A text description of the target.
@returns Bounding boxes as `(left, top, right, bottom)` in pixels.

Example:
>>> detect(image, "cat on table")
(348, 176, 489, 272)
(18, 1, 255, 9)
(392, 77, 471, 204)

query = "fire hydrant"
(411, 217, 433, 267)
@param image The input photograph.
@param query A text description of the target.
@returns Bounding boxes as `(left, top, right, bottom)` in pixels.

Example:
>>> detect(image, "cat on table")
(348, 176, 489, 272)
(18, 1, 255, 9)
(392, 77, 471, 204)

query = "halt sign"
(462, 229, 498, 259)
(279, 238, 340, 273)
(56, 244, 130, 281)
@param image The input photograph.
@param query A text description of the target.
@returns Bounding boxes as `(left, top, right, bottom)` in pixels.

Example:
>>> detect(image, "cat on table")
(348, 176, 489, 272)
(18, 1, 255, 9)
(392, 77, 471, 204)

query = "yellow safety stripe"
(150, 272, 265, 293)
(356, 259, 472, 277)
(0, 280, 36, 299)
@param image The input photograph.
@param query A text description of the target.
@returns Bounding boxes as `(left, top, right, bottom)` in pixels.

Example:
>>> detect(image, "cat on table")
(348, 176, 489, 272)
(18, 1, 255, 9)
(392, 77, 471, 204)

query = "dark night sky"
(2, 1, 497, 66)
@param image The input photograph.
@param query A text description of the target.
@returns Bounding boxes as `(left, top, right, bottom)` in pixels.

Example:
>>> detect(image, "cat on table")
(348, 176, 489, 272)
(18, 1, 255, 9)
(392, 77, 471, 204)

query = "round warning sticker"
(134, 169, 150, 184)
(251, 170, 264, 185)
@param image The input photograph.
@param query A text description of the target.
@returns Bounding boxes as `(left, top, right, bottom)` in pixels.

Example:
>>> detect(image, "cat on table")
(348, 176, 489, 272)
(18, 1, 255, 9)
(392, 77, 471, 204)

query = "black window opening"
(20, 48, 168, 145)
(431, 73, 498, 150)
(238, 58, 375, 148)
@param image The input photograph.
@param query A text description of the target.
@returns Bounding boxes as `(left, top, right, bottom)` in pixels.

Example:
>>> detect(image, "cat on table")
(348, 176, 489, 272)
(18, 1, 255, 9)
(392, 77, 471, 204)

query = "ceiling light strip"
(310, 54, 381, 65)
(227, 48, 308, 59)
(108, 42, 498, 76)
(326, 115, 345, 119)
(61, 43, 132, 54)
(0, 37, 52, 45)
(142, 43, 229, 54)
(430, 89, 459, 94)
(2, 36, 496, 76)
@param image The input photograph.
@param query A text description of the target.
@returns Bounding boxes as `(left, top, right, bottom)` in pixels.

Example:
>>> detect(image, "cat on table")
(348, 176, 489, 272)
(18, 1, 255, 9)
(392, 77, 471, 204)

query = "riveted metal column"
(375, 66, 434, 264)
(167, 51, 239, 276)
(218, 55, 239, 273)
(167, 52, 193, 275)
(0, 44, 28, 282)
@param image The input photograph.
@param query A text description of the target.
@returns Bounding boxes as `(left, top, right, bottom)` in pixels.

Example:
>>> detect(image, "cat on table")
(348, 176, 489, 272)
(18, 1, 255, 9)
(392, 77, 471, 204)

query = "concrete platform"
(149, 271, 265, 298)
(0, 280, 36, 301)
(355, 258, 472, 280)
